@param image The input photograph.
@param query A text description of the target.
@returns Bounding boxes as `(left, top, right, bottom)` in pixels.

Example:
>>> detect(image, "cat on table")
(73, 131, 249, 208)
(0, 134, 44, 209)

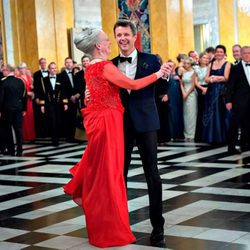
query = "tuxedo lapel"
(239, 62, 250, 85)
(134, 52, 144, 80)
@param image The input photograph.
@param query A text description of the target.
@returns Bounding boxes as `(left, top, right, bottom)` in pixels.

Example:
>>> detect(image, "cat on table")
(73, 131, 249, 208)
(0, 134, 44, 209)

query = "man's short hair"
(39, 57, 46, 63)
(64, 57, 73, 62)
(113, 19, 137, 36)
(2, 64, 15, 72)
(205, 47, 215, 54)
(81, 55, 91, 61)
(48, 62, 56, 69)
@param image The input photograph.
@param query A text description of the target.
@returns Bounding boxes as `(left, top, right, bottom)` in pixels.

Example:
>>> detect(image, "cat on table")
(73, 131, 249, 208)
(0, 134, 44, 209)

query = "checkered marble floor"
(0, 139, 250, 250)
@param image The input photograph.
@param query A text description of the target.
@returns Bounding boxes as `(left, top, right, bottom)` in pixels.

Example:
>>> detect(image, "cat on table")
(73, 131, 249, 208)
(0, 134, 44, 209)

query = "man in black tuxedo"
(33, 58, 49, 138)
(58, 57, 81, 142)
(232, 44, 242, 65)
(112, 19, 172, 246)
(226, 46, 250, 152)
(75, 55, 91, 108)
(0, 64, 27, 156)
(36, 62, 68, 146)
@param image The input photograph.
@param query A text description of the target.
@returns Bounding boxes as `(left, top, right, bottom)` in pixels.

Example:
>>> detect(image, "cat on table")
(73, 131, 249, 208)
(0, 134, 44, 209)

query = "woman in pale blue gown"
(202, 45, 231, 144)
(180, 57, 198, 141)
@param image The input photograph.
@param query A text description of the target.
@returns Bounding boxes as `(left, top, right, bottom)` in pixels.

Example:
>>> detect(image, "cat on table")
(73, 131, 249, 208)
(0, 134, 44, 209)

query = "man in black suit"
(112, 19, 172, 246)
(33, 58, 49, 138)
(58, 57, 81, 142)
(0, 64, 27, 156)
(232, 44, 242, 65)
(75, 55, 91, 108)
(226, 46, 250, 152)
(36, 62, 68, 146)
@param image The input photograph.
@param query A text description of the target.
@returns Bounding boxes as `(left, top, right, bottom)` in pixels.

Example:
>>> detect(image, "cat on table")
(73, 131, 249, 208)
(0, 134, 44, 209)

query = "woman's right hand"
(156, 62, 173, 79)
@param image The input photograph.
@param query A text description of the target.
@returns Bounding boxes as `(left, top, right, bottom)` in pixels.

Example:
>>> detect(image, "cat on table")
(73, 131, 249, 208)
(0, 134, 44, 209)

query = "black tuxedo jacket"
(0, 75, 27, 112)
(112, 51, 165, 133)
(57, 70, 80, 100)
(226, 61, 250, 111)
(36, 75, 68, 106)
(33, 70, 49, 98)
(75, 69, 86, 108)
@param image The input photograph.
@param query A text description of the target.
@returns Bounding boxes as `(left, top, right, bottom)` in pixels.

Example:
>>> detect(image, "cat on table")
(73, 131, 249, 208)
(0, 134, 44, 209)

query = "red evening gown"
(17, 74, 36, 141)
(64, 61, 136, 248)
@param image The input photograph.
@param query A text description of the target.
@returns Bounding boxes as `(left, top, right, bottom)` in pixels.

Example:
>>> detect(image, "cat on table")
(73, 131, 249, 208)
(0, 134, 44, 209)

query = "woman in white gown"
(180, 57, 198, 141)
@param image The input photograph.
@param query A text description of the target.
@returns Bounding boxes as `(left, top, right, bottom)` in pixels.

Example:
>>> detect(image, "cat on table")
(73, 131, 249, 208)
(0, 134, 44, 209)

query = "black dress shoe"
(3, 150, 15, 156)
(16, 151, 23, 156)
(227, 148, 241, 154)
(241, 145, 250, 152)
(150, 231, 165, 247)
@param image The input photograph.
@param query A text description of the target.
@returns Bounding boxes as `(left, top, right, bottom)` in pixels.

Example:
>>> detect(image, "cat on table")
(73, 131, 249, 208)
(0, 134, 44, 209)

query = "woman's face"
(18, 67, 26, 75)
(215, 48, 225, 60)
(200, 54, 209, 66)
(183, 61, 192, 70)
(97, 31, 111, 56)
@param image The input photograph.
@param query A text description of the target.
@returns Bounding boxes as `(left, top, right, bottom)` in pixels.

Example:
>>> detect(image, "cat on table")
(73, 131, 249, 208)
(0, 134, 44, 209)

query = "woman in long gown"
(180, 57, 198, 141)
(168, 62, 184, 141)
(16, 62, 36, 141)
(202, 45, 231, 144)
(194, 52, 209, 141)
(63, 28, 169, 248)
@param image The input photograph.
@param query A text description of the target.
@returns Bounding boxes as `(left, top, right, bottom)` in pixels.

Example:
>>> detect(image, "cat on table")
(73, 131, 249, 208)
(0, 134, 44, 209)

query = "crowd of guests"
(0, 43, 250, 156)
(0, 56, 90, 156)
(156, 44, 250, 153)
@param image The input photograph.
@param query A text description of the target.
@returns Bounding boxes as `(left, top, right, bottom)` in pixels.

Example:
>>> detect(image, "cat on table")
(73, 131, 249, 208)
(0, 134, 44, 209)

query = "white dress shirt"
(242, 61, 250, 86)
(49, 75, 56, 90)
(66, 69, 74, 87)
(41, 69, 48, 78)
(118, 49, 138, 93)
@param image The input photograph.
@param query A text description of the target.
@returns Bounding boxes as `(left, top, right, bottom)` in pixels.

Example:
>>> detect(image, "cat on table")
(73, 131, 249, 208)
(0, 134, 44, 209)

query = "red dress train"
(64, 61, 136, 248)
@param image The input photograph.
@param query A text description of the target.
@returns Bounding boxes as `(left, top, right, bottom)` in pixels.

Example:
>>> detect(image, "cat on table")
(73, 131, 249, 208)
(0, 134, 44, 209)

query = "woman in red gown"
(63, 28, 168, 248)
(16, 62, 36, 141)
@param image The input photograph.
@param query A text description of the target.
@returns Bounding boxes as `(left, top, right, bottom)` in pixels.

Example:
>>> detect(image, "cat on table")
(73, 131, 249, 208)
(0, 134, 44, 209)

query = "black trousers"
(0, 118, 5, 153)
(124, 112, 164, 232)
(45, 104, 62, 145)
(33, 101, 48, 138)
(2, 109, 23, 153)
(228, 106, 250, 149)
(63, 102, 77, 140)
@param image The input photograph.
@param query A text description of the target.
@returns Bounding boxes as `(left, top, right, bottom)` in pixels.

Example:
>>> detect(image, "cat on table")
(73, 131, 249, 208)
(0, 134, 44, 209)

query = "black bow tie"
(246, 63, 250, 66)
(119, 57, 132, 63)
(68, 71, 72, 74)
(42, 70, 47, 72)
(50, 76, 55, 79)
(234, 60, 239, 64)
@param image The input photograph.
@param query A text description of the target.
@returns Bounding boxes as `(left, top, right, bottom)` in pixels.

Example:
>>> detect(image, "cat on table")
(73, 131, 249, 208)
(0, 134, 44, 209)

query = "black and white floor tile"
(0, 139, 250, 250)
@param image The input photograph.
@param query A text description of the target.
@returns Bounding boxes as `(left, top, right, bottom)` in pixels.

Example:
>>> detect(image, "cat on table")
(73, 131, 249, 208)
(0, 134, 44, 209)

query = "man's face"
(114, 26, 137, 56)
(232, 46, 241, 61)
(82, 57, 90, 68)
(65, 59, 73, 70)
(190, 52, 199, 63)
(40, 59, 47, 70)
(241, 48, 250, 63)
(2, 66, 9, 76)
(48, 64, 57, 75)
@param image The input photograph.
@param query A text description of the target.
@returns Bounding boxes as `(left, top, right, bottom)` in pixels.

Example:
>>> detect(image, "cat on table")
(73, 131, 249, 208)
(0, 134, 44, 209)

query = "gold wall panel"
(218, 0, 235, 62)
(237, 9, 250, 47)
(101, 0, 119, 59)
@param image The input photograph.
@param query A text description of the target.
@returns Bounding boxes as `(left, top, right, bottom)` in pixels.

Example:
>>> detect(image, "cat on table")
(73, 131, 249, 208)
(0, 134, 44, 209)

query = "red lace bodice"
(85, 61, 124, 112)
